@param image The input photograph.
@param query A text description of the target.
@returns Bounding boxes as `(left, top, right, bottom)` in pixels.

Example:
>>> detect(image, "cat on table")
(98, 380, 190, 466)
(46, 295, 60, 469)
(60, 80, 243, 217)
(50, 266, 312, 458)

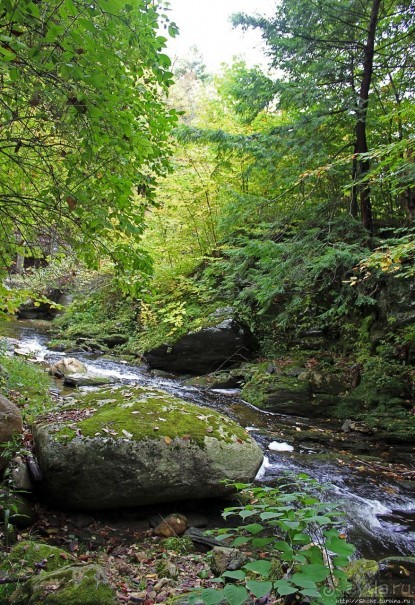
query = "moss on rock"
(0, 541, 76, 603)
(33, 386, 263, 509)
(52, 385, 250, 446)
(11, 563, 116, 605)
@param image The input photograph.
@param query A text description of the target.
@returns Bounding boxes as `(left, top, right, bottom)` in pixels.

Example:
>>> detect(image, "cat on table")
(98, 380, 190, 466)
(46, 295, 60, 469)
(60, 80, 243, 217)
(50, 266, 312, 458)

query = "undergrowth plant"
(190, 475, 355, 605)
(0, 354, 54, 423)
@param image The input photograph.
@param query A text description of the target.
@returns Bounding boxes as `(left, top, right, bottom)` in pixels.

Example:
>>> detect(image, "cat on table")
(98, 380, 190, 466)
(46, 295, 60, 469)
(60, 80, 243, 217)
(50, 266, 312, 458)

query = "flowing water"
(1, 319, 415, 561)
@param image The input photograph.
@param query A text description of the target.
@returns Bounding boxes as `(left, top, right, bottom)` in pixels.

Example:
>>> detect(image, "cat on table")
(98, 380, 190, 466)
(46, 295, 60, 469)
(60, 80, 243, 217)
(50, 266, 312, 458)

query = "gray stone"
(33, 386, 263, 510)
(10, 456, 34, 491)
(50, 357, 87, 376)
(210, 546, 248, 575)
(144, 313, 257, 375)
(63, 374, 116, 388)
(0, 394, 23, 470)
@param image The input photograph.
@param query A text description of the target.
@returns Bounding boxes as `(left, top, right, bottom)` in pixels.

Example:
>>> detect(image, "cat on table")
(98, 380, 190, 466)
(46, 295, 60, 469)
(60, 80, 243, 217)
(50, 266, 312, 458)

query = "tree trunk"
(354, 0, 382, 234)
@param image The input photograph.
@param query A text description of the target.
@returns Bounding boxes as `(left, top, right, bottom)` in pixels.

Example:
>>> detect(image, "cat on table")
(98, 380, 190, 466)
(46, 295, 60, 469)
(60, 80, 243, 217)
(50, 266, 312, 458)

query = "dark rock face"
(17, 288, 64, 320)
(144, 318, 257, 375)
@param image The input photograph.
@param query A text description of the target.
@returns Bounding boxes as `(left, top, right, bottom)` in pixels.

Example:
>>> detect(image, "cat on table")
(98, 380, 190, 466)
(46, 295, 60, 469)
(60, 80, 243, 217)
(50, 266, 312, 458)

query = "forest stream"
(1, 319, 415, 562)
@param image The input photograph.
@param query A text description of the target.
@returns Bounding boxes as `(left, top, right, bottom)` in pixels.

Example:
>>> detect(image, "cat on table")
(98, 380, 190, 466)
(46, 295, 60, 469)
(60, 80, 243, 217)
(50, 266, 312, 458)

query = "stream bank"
(1, 319, 414, 561)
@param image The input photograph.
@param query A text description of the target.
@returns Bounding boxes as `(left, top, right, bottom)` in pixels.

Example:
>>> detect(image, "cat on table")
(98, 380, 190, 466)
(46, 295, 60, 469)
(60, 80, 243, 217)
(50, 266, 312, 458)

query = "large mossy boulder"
(33, 386, 263, 510)
(144, 309, 257, 375)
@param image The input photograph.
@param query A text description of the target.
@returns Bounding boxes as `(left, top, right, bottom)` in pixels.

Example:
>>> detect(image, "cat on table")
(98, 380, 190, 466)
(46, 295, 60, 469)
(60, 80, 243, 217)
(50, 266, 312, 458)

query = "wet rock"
(242, 373, 314, 416)
(49, 357, 87, 376)
(10, 455, 34, 491)
(63, 374, 116, 388)
(346, 559, 380, 596)
(210, 546, 248, 575)
(342, 419, 374, 434)
(76, 338, 104, 352)
(144, 311, 256, 375)
(184, 527, 223, 550)
(33, 386, 263, 510)
(183, 370, 245, 390)
(17, 290, 63, 320)
(99, 334, 128, 348)
(153, 513, 189, 537)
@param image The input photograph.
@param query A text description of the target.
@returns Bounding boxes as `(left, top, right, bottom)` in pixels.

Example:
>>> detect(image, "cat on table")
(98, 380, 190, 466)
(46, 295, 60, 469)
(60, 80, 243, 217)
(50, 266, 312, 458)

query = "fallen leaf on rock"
(122, 429, 133, 439)
(206, 427, 213, 433)
(153, 426, 159, 431)
(164, 436, 172, 445)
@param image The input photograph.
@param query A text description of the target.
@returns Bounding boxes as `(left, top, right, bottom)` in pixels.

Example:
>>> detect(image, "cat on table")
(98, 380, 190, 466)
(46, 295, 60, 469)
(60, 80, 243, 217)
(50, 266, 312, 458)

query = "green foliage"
(0, 0, 178, 290)
(162, 536, 194, 555)
(190, 476, 355, 605)
(133, 275, 218, 352)
(0, 354, 53, 422)
(356, 226, 415, 280)
(52, 271, 139, 344)
(199, 207, 375, 346)
(232, 0, 415, 226)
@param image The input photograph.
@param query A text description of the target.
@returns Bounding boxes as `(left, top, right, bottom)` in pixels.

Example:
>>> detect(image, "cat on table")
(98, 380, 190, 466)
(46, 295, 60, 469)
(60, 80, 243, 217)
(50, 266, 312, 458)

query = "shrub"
(189, 474, 355, 605)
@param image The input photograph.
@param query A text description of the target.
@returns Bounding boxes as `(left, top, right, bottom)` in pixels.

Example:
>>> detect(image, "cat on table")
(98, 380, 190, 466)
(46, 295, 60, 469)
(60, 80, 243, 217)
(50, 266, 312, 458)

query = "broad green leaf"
(243, 560, 272, 576)
(326, 537, 356, 556)
(298, 564, 330, 582)
(291, 573, 318, 588)
(293, 532, 312, 543)
(332, 556, 350, 567)
(306, 515, 333, 525)
(222, 570, 246, 581)
(300, 588, 323, 598)
(246, 580, 273, 598)
(231, 537, 250, 547)
(244, 523, 264, 535)
(274, 580, 297, 596)
(199, 588, 226, 605)
(259, 511, 284, 520)
(239, 509, 256, 519)
(0, 46, 16, 61)
(273, 540, 293, 553)
(251, 538, 274, 547)
(223, 584, 249, 605)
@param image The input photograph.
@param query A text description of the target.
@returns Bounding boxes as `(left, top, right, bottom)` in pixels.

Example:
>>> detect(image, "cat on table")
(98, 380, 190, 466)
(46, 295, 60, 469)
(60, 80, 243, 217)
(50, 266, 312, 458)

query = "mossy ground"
(0, 541, 76, 602)
(47, 386, 250, 446)
(14, 564, 116, 605)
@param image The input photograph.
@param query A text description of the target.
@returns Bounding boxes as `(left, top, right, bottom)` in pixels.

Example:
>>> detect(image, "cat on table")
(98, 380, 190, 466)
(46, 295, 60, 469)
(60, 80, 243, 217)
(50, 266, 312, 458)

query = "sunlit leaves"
(0, 0, 177, 292)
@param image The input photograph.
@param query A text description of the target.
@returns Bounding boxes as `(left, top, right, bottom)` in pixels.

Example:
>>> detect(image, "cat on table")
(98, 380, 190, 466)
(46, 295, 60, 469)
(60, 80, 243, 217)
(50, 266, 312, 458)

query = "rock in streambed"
(33, 386, 263, 510)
